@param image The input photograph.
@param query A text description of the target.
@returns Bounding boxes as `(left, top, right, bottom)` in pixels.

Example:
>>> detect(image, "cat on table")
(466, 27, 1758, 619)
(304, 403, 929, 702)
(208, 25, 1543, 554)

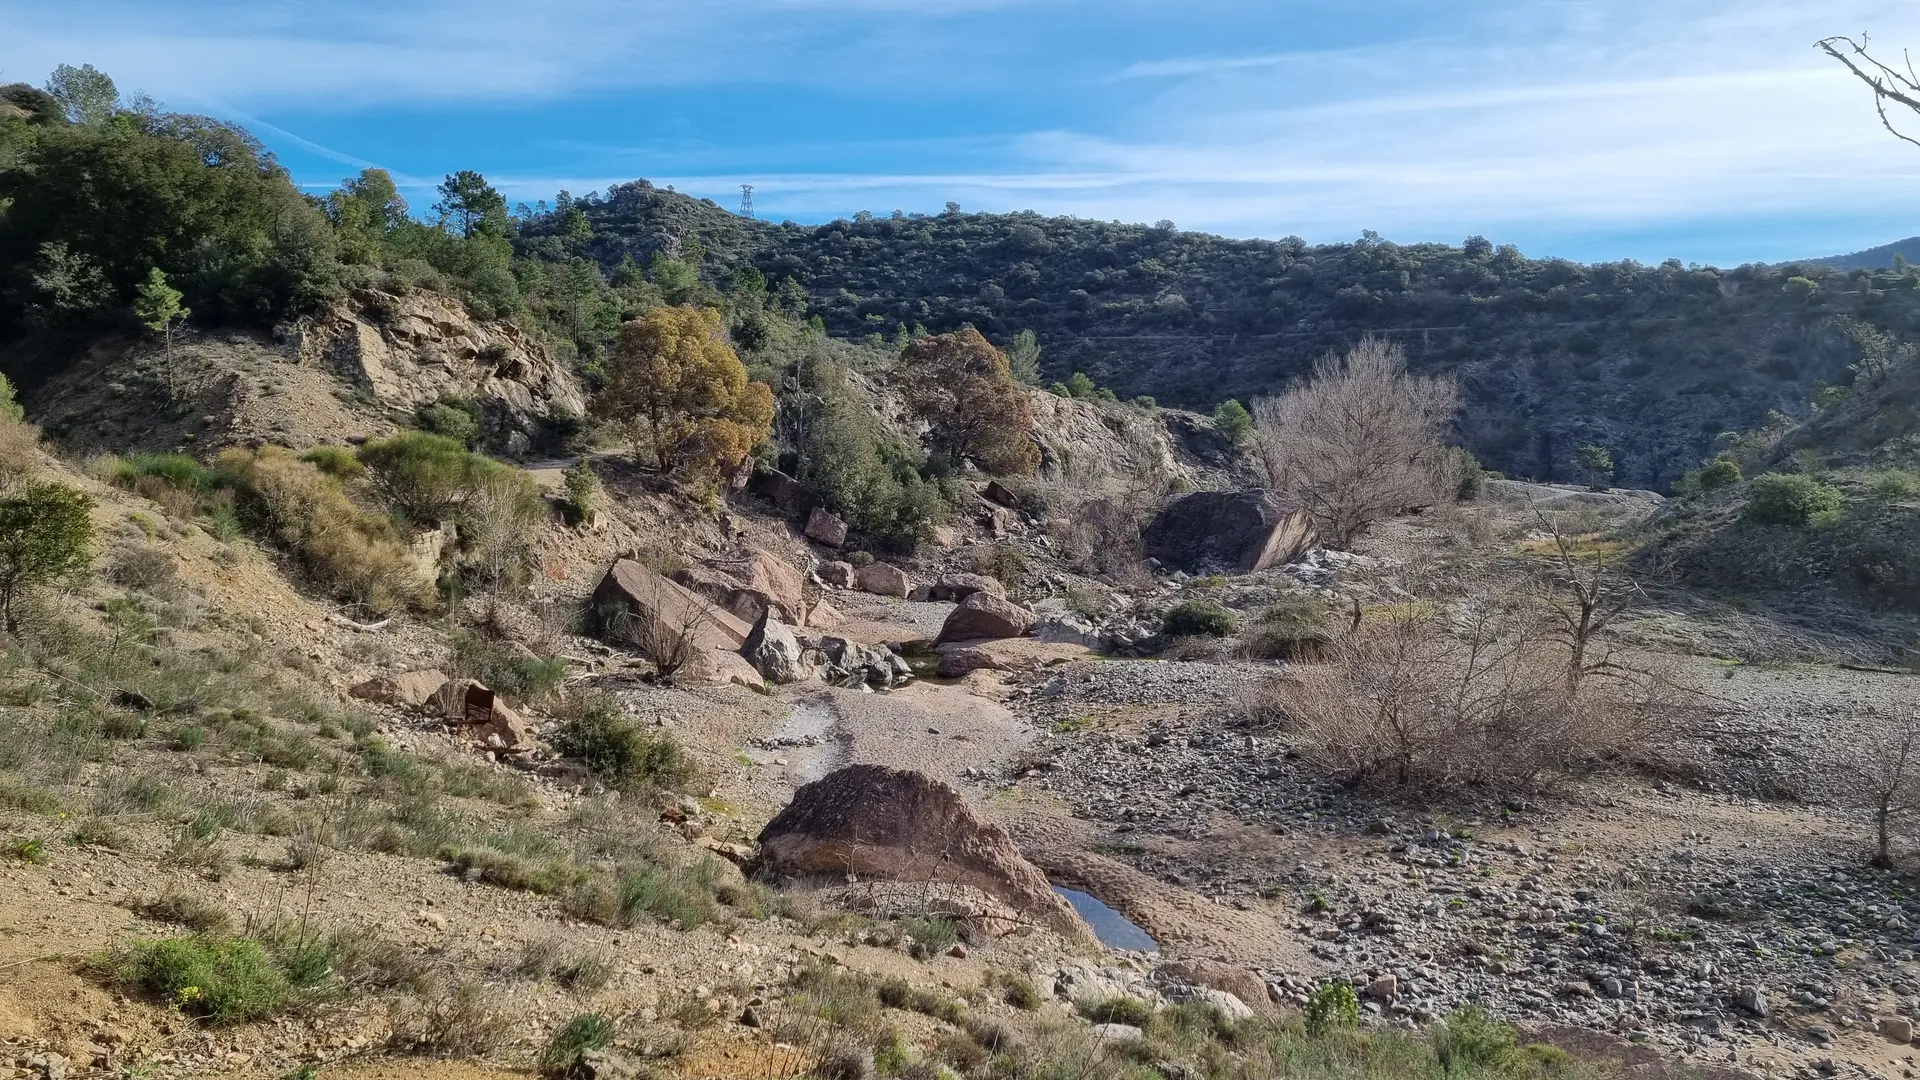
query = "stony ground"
(4, 439, 1916, 1080)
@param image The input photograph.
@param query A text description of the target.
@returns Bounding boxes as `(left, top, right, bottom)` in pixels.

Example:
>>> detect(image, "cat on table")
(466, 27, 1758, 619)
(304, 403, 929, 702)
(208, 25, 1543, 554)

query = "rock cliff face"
(31, 290, 587, 458)
(1026, 391, 1232, 490)
(290, 289, 587, 454)
(756, 764, 1091, 941)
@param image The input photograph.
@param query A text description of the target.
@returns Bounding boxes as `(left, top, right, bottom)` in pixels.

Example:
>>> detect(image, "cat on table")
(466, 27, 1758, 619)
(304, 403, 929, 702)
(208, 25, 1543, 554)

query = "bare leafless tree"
(603, 579, 714, 683)
(1849, 707, 1920, 868)
(1528, 506, 1648, 694)
(1819, 35, 1920, 149)
(1251, 337, 1462, 547)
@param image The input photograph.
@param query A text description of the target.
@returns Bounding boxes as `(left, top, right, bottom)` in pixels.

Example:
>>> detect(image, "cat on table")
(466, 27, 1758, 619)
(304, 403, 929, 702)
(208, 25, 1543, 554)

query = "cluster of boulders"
(741, 611, 915, 690)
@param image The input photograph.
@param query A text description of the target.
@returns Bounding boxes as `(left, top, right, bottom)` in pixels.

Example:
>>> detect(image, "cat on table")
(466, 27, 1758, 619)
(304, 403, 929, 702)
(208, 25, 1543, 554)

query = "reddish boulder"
(924, 573, 1005, 602)
(592, 559, 754, 652)
(756, 765, 1089, 940)
(856, 561, 911, 598)
(674, 547, 806, 624)
(349, 669, 449, 708)
(805, 507, 848, 548)
(934, 591, 1035, 645)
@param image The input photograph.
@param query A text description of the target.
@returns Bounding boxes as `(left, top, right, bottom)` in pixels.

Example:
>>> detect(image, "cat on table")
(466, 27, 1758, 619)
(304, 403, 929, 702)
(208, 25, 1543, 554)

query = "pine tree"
(132, 268, 189, 389)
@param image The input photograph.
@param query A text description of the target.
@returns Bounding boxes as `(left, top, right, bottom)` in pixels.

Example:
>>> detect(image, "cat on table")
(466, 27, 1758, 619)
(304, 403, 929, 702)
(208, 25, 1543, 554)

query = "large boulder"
(674, 547, 806, 624)
(937, 647, 1005, 678)
(856, 562, 911, 598)
(1155, 960, 1271, 1016)
(742, 610, 810, 685)
(1141, 489, 1315, 574)
(919, 573, 1005, 603)
(805, 507, 849, 548)
(349, 669, 449, 708)
(934, 591, 1035, 645)
(756, 765, 1090, 940)
(593, 559, 753, 649)
(592, 559, 763, 687)
(817, 561, 856, 588)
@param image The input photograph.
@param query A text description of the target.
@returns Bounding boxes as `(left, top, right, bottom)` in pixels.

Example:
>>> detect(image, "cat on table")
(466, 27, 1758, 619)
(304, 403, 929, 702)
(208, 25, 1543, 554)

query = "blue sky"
(6, 0, 1920, 265)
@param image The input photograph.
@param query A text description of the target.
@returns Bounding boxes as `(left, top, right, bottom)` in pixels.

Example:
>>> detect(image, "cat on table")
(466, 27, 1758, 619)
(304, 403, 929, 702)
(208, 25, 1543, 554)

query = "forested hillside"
(1806, 235, 1920, 272)
(536, 181, 1920, 488)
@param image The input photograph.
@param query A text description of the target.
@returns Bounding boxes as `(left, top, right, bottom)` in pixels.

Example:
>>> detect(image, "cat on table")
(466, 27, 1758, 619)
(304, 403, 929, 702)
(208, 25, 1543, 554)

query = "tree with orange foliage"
(899, 327, 1039, 476)
(592, 305, 774, 482)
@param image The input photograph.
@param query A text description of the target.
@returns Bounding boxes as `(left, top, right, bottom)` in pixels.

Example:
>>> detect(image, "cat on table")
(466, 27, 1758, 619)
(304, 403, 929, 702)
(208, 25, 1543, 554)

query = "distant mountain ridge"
(1805, 236, 1920, 271)
(523, 180, 1920, 489)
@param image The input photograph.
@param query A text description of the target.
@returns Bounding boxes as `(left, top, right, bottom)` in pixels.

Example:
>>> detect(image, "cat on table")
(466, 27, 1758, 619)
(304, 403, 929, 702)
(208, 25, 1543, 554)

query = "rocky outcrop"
(817, 561, 856, 588)
(1154, 960, 1270, 1016)
(934, 592, 1035, 645)
(816, 637, 912, 689)
(755, 764, 1089, 940)
(291, 289, 587, 454)
(1141, 489, 1315, 574)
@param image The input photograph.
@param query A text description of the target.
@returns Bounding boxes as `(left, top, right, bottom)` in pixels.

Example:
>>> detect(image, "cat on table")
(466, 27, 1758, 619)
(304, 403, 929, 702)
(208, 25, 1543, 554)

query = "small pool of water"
(1053, 886, 1159, 952)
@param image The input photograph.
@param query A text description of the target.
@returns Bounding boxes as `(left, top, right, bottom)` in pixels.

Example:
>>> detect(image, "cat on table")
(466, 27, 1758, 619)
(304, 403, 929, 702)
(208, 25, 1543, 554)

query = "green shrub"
(440, 846, 586, 896)
(1076, 996, 1153, 1026)
(1683, 457, 1742, 493)
(1243, 594, 1334, 659)
(1870, 469, 1920, 499)
(138, 891, 232, 933)
(551, 693, 694, 791)
(298, 445, 362, 480)
(1445, 446, 1485, 500)
(971, 543, 1025, 592)
(1160, 599, 1237, 638)
(901, 916, 959, 960)
(562, 463, 599, 522)
(1745, 472, 1843, 527)
(113, 936, 304, 1023)
(451, 629, 567, 705)
(877, 976, 965, 1022)
(793, 358, 954, 549)
(6, 835, 46, 864)
(111, 453, 217, 492)
(1211, 399, 1252, 444)
(217, 447, 430, 614)
(609, 858, 721, 929)
(0, 482, 94, 631)
(539, 1013, 615, 1076)
(847, 551, 876, 569)
(417, 397, 483, 446)
(1431, 1005, 1519, 1073)
(1304, 981, 1359, 1036)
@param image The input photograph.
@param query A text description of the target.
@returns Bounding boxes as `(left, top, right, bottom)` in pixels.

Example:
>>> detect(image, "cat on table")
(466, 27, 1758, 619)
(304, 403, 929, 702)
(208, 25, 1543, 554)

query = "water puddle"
(747, 698, 848, 785)
(1053, 886, 1159, 952)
